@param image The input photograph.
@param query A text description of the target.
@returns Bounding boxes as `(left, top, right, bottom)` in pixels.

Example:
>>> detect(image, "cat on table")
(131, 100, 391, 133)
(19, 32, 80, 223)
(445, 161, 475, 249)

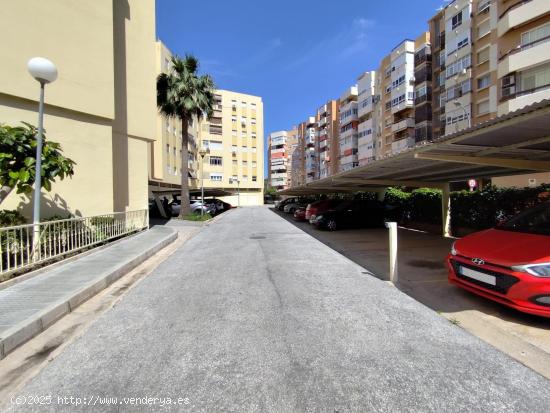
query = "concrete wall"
(492, 172, 550, 188)
(0, 0, 156, 219)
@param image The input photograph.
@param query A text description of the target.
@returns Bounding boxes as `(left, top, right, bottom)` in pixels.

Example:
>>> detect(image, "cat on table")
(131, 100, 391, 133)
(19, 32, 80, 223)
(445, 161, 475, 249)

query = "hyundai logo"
(472, 258, 485, 266)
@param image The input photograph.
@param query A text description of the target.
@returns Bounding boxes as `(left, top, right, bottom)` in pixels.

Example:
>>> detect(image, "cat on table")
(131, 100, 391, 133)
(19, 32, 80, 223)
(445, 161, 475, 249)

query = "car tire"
(289, 208, 296, 214)
(326, 219, 337, 231)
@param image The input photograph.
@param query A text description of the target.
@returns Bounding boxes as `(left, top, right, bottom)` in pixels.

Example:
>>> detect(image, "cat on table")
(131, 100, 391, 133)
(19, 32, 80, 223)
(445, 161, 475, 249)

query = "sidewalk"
(0, 226, 177, 359)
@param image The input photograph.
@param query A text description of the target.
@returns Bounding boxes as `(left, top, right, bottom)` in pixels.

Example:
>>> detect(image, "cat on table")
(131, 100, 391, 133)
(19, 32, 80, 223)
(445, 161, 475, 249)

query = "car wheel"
(289, 207, 296, 214)
(327, 219, 337, 231)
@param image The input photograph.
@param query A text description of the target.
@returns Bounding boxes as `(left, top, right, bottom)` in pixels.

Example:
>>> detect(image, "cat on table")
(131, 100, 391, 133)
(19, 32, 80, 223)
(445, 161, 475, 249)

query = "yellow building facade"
(148, 42, 265, 206)
(0, 0, 157, 219)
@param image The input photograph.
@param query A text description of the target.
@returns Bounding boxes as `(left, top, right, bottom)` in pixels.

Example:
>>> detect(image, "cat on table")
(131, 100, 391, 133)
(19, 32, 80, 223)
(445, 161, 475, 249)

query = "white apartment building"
(339, 85, 359, 171)
(269, 131, 287, 190)
(357, 71, 378, 165)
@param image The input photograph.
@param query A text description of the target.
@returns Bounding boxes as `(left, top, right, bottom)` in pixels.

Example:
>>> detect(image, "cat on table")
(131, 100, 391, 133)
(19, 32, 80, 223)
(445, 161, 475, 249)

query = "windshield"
(499, 202, 550, 236)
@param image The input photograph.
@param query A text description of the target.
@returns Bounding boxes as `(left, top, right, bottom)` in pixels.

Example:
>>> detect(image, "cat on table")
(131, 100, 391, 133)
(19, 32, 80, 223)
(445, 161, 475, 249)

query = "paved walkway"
(0, 227, 176, 358)
(8, 207, 550, 412)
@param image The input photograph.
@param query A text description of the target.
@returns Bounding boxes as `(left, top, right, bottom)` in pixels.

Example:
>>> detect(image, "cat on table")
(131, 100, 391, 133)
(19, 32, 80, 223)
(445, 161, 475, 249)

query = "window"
(252, 161, 257, 167)
(232, 145, 238, 152)
(452, 11, 462, 30)
(477, 47, 490, 65)
(232, 159, 237, 166)
(166, 144, 170, 154)
(477, 20, 490, 39)
(206, 140, 223, 151)
(477, 100, 490, 115)
(520, 63, 550, 92)
(232, 130, 237, 136)
(210, 156, 223, 166)
(252, 176, 257, 182)
(477, 74, 491, 90)
(209, 173, 223, 182)
(521, 23, 550, 46)
(446, 55, 471, 78)
(242, 175, 248, 182)
(242, 160, 248, 166)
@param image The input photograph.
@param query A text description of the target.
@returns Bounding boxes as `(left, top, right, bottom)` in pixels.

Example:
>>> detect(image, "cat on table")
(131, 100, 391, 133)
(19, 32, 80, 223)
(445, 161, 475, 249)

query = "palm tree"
(157, 55, 215, 217)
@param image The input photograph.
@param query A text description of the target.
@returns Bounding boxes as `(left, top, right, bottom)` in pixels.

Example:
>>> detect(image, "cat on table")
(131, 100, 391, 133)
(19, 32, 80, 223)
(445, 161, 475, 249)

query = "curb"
(0, 228, 177, 359)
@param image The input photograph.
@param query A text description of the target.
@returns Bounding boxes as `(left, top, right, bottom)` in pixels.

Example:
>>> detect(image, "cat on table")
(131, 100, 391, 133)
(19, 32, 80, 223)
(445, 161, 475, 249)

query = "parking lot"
(272, 207, 550, 379)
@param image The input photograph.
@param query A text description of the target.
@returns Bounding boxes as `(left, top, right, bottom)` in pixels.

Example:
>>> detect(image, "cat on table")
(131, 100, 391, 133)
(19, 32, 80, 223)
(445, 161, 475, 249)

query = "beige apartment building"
(285, 127, 299, 188)
(148, 43, 264, 206)
(149, 41, 200, 194)
(0, 0, 157, 219)
(357, 71, 378, 165)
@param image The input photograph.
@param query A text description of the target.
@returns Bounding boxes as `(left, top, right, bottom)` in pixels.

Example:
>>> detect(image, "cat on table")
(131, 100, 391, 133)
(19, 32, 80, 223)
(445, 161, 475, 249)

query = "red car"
(305, 199, 342, 223)
(293, 207, 306, 221)
(447, 202, 550, 317)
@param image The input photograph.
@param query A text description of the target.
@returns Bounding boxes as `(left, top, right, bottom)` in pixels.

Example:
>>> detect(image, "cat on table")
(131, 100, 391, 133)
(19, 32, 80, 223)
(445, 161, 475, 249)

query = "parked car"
(311, 200, 386, 231)
(283, 198, 315, 214)
(293, 207, 306, 222)
(204, 198, 232, 215)
(170, 200, 215, 216)
(447, 201, 550, 317)
(305, 199, 343, 223)
(275, 197, 298, 211)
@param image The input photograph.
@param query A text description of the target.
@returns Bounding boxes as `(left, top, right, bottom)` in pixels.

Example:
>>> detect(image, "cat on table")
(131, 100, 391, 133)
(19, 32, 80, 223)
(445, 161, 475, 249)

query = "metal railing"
(0, 209, 148, 277)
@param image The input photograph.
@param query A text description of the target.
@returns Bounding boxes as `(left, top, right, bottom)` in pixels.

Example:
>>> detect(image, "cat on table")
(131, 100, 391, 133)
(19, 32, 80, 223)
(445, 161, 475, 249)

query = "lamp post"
(198, 147, 210, 216)
(27, 57, 58, 257)
(453, 100, 471, 132)
(231, 178, 240, 207)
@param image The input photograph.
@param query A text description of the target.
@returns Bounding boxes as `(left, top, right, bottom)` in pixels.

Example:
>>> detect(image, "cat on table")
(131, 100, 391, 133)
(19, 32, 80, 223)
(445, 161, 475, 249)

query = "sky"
(156, 0, 447, 176)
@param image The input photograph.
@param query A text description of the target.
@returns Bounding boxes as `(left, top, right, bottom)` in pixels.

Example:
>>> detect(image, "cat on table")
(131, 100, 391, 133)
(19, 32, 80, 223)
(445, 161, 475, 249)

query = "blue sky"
(156, 0, 446, 174)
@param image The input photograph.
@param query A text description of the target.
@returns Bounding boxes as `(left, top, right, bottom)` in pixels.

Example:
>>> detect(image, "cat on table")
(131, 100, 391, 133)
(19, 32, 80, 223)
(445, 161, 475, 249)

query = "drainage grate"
(249, 236, 266, 240)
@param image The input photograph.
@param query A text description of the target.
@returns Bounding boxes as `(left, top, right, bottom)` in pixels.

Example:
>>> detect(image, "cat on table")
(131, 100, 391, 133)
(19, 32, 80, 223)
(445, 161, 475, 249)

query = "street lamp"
(453, 100, 471, 131)
(27, 57, 58, 255)
(198, 147, 210, 216)
(230, 177, 240, 207)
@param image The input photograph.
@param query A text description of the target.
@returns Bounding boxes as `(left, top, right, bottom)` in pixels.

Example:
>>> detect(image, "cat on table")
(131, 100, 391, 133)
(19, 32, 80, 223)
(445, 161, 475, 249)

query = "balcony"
(391, 137, 415, 154)
(391, 118, 415, 133)
(391, 100, 414, 114)
(498, 0, 545, 36)
(498, 35, 550, 78)
(414, 93, 432, 106)
(498, 83, 550, 115)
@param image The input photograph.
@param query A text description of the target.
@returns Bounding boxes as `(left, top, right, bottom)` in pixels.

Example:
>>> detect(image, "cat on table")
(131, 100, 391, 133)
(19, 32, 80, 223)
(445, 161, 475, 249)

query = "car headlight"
(451, 241, 457, 256)
(511, 263, 550, 277)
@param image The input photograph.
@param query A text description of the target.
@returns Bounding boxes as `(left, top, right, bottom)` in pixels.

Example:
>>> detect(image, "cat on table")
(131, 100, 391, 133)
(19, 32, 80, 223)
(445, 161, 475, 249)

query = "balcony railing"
(499, 34, 550, 62)
(0, 210, 148, 277)
(499, 0, 533, 19)
(501, 82, 550, 102)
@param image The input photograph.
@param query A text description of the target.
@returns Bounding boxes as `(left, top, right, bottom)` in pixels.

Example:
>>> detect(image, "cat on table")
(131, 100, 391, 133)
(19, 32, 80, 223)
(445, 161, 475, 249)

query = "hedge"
(383, 184, 550, 231)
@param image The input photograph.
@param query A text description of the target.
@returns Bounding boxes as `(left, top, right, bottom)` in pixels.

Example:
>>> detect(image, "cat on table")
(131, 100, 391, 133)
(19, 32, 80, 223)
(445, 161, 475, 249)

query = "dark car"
(306, 199, 343, 222)
(204, 198, 232, 215)
(311, 200, 386, 231)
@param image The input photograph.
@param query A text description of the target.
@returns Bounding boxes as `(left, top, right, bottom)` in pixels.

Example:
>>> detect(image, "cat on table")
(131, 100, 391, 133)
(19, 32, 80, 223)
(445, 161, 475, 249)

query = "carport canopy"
(279, 99, 550, 237)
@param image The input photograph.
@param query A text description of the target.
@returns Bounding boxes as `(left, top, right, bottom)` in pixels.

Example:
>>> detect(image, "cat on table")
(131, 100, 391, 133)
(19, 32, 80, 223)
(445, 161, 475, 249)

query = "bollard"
(385, 221, 398, 285)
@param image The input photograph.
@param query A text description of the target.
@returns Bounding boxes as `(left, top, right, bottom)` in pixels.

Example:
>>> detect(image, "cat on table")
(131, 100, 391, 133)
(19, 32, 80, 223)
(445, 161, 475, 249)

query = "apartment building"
(303, 116, 319, 183)
(338, 87, 359, 171)
(429, 8, 447, 139)
(317, 100, 340, 177)
(357, 71, 378, 165)
(199, 90, 264, 206)
(497, 0, 550, 115)
(285, 127, 300, 188)
(385, 39, 416, 156)
(268, 131, 288, 190)
(149, 41, 200, 194)
(413, 32, 433, 144)
(1, 0, 157, 218)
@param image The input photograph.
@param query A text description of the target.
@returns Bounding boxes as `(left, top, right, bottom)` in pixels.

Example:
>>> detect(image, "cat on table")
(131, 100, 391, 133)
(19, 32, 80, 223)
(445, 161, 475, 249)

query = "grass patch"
(178, 213, 212, 222)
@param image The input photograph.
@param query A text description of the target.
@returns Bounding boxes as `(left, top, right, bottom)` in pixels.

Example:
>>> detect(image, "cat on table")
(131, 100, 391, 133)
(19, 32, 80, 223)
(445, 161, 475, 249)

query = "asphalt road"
(8, 207, 550, 412)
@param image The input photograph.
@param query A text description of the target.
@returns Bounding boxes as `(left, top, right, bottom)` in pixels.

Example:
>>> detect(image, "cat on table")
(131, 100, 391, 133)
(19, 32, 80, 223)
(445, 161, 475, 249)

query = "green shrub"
(0, 210, 26, 227)
(408, 188, 442, 224)
(180, 213, 212, 222)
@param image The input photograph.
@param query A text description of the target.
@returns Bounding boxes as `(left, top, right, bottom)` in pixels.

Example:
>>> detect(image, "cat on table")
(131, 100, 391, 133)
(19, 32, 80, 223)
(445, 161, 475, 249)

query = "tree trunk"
(179, 117, 192, 217)
(0, 185, 13, 206)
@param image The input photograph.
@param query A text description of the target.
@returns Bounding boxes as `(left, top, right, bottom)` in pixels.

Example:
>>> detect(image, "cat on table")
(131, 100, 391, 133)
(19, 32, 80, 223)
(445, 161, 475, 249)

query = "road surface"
(8, 207, 550, 412)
